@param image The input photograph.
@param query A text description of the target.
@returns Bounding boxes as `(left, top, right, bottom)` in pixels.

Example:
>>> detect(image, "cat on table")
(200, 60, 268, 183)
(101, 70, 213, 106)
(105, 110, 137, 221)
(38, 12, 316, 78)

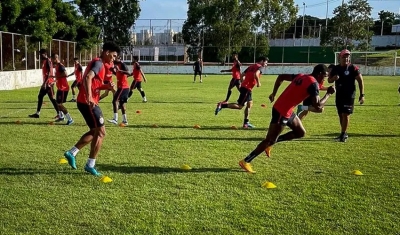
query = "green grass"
(0, 74, 399, 235)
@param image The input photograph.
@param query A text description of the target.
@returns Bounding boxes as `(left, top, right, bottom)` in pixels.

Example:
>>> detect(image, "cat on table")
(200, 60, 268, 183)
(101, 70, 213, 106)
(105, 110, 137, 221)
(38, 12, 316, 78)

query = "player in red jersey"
(50, 54, 74, 125)
(99, 61, 115, 101)
(63, 42, 120, 177)
(220, 53, 241, 102)
(68, 57, 83, 102)
(239, 64, 336, 173)
(128, 56, 148, 102)
(108, 56, 131, 125)
(215, 56, 268, 128)
(28, 49, 59, 118)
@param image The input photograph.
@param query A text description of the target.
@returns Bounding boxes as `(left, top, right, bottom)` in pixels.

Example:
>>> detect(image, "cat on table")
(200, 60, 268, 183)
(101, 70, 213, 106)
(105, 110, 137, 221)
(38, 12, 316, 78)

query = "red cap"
(339, 49, 351, 57)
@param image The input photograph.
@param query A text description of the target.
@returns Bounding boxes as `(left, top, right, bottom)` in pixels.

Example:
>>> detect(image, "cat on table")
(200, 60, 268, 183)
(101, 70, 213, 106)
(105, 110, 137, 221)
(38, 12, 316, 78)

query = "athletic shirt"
(104, 61, 114, 82)
(42, 58, 54, 84)
(232, 59, 241, 79)
(115, 61, 129, 89)
(132, 62, 142, 81)
(273, 74, 320, 118)
(330, 64, 360, 98)
(75, 63, 83, 83)
(55, 63, 69, 91)
(77, 58, 106, 105)
(241, 63, 263, 91)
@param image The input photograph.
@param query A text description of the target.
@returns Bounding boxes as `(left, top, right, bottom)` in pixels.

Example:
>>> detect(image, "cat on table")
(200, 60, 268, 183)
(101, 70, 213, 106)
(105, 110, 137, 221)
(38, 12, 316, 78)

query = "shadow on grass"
(316, 133, 400, 138)
(146, 100, 210, 104)
(160, 136, 332, 142)
(324, 104, 399, 107)
(97, 164, 242, 174)
(0, 167, 75, 175)
(124, 124, 265, 131)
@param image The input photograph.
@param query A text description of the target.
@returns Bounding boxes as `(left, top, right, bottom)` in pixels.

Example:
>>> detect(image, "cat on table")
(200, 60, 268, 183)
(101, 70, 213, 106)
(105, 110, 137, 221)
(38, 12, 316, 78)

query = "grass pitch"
(0, 74, 399, 235)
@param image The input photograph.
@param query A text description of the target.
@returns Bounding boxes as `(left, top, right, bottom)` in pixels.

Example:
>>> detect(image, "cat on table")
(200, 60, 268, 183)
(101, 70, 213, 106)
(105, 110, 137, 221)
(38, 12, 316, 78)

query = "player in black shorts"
(68, 58, 83, 102)
(328, 49, 365, 142)
(193, 58, 203, 83)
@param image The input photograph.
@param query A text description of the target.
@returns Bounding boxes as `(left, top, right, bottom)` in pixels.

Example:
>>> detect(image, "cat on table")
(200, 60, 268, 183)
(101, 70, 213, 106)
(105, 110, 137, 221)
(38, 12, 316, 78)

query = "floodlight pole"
(301, 2, 306, 46)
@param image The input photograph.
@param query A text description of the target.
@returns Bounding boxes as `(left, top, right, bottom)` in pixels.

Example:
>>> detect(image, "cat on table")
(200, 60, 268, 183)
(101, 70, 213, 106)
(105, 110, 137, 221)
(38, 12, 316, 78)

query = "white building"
(132, 29, 177, 45)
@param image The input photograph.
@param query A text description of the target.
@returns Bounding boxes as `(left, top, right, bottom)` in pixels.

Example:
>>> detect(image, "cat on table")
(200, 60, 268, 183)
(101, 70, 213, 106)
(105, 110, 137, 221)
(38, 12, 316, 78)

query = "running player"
(63, 42, 120, 177)
(68, 57, 83, 102)
(214, 56, 268, 128)
(239, 64, 336, 173)
(193, 58, 203, 83)
(108, 56, 131, 125)
(328, 49, 365, 142)
(128, 56, 147, 102)
(220, 53, 241, 102)
(28, 49, 59, 118)
(51, 54, 74, 125)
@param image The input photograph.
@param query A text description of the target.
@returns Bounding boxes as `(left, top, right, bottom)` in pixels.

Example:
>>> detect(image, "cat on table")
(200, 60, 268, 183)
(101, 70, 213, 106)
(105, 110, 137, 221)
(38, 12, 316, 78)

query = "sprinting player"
(215, 56, 268, 128)
(238, 64, 336, 173)
(108, 56, 131, 125)
(68, 57, 83, 102)
(128, 56, 147, 102)
(220, 53, 241, 102)
(99, 61, 115, 101)
(294, 64, 335, 119)
(193, 58, 203, 83)
(63, 42, 120, 177)
(28, 49, 59, 118)
(51, 54, 74, 125)
(328, 49, 365, 142)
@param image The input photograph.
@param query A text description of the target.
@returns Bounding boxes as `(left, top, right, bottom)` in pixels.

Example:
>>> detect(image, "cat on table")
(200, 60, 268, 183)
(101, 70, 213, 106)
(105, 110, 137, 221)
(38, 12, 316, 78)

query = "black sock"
(244, 151, 259, 163)
(37, 95, 44, 112)
(221, 103, 228, 108)
(225, 90, 232, 101)
(140, 90, 146, 98)
(128, 90, 133, 98)
(244, 119, 249, 124)
(50, 98, 59, 113)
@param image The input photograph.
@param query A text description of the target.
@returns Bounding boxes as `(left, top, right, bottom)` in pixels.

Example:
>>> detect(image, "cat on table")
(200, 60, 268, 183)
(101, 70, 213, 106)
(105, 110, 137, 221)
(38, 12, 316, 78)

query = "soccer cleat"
(66, 119, 74, 125)
(122, 121, 128, 126)
(54, 115, 60, 119)
(239, 160, 256, 173)
(55, 117, 65, 122)
(243, 123, 255, 129)
(108, 119, 118, 125)
(63, 151, 77, 169)
(339, 133, 349, 142)
(265, 146, 272, 158)
(214, 102, 222, 115)
(28, 113, 39, 118)
(84, 164, 101, 177)
(68, 99, 76, 102)
(296, 105, 303, 115)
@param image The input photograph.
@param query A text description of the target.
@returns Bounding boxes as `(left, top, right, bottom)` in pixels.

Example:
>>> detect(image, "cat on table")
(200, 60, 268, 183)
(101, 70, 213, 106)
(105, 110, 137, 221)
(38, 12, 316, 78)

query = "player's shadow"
(0, 167, 75, 176)
(97, 164, 241, 174)
(125, 124, 264, 131)
(317, 133, 400, 138)
(160, 136, 263, 141)
(0, 120, 53, 126)
(146, 100, 210, 104)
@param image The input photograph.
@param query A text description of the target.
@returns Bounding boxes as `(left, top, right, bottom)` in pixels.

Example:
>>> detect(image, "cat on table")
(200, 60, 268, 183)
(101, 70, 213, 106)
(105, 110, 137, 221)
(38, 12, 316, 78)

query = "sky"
(135, 0, 400, 31)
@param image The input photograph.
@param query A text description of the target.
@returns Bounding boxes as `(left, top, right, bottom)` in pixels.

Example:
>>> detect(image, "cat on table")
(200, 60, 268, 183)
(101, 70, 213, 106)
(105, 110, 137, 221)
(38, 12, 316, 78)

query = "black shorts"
(270, 107, 296, 126)
(38, 85, 55, 98)
(336, 98, 355, 114)
(77, 102, 105, 129)
(303, 96, 312, 106)
(114, 88, 129, 103)
(229, 78, 241, 88)
(237, 87, 252, 106)
(56, 90, 69, 104)
(194, 70, 202, 76)
(131, 81, 142, 90)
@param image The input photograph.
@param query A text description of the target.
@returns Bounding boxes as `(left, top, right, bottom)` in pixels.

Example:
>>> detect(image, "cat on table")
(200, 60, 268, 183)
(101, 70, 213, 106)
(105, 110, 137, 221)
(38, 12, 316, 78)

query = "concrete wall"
(1, 65, 398, 91)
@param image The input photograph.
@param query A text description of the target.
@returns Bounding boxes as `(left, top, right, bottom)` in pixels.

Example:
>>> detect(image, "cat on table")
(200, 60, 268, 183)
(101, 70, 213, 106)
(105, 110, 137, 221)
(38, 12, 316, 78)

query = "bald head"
(51, 54, 60, 63)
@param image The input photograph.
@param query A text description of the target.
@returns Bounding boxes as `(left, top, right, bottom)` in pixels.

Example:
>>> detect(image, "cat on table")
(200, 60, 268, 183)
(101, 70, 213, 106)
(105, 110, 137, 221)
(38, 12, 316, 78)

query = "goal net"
(334, 51, 398, 76)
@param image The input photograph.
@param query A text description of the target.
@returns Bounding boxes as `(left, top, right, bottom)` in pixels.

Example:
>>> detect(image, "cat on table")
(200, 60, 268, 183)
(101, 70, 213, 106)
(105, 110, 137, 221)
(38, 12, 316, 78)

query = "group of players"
(26, 42, 365, 177)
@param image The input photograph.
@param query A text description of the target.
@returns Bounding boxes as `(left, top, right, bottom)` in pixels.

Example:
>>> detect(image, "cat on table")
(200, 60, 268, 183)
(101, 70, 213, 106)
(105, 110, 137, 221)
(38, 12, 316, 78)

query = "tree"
(76, 0, 141, 46)
(182, 0, 297, 62)
(373, 10, 396, 36)
(321, 0, 373, 51)
(0, 0, 22, 31)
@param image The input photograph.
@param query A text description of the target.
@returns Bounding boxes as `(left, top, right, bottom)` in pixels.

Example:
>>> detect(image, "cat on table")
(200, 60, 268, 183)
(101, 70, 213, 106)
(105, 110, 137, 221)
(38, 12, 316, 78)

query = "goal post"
(334, 51, 398, 76)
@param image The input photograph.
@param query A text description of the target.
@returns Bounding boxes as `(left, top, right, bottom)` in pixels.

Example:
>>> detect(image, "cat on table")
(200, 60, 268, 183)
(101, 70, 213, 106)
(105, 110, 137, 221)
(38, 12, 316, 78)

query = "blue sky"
(137, 0, 400, 29)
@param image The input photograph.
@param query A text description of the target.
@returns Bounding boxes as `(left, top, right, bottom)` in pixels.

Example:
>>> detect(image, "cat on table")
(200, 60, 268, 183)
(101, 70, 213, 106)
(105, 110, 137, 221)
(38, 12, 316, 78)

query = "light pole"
(301, 2, 306, 46)
(325, 0, 329, 29)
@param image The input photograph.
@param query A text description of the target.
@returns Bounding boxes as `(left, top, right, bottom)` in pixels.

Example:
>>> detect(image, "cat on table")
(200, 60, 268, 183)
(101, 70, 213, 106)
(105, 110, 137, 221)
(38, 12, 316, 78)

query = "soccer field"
(0, 74, 399, 234)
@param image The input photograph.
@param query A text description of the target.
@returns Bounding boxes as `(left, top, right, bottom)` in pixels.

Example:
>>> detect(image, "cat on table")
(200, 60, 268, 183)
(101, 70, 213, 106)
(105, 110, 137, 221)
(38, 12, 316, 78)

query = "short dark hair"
(73, 57, 79, 61)
(51, 53, 58, 58)
(39, 49, 47, 54)
(328, 64, 335, 69)
(312, 64, 328, 75)
(133, 56, 139, 61)
(257, 56, 269, 62)
(102, 42, 120, 54)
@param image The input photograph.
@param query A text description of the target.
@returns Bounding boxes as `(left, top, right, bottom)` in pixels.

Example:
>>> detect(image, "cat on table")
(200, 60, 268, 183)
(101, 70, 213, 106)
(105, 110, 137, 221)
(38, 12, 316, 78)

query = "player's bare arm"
(239, 72, 245, 83)
(84, 70, 95, 105)
(140, 70, 147, 82)
(355, 74, 365, 104)
(328, 73, 339, 83)
(255, 70, 261, 87)
(311, 86, 336, 111)
(269, 74, 295, 102)
(42, 61, 51, 88)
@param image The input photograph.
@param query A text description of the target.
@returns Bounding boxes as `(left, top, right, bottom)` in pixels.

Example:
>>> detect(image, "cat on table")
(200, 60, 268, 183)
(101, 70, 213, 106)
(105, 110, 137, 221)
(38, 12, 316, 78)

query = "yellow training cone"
(352, 170, 363, 176)
(262, 181, 277, 189)
(59, 158, 68, 164)
(181, 164, 192, 170)
(100, 176, 113, 183)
